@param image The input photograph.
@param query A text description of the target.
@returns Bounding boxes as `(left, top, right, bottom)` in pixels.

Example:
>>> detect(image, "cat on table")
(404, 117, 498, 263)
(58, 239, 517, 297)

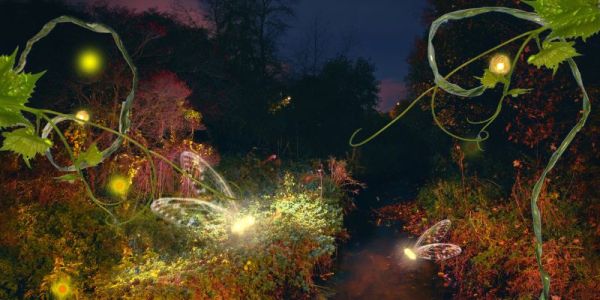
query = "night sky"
(281, 0, 428, 111)
(74, 0, 428, 111)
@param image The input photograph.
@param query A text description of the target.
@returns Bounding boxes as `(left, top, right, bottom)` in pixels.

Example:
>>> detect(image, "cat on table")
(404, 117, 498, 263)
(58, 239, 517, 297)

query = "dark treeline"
(0, 0, 432, 184)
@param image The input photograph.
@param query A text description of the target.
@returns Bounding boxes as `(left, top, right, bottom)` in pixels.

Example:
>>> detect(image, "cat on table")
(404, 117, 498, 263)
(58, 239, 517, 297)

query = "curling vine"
(0, 16, 233, 226)
(349, 1, 598, 299)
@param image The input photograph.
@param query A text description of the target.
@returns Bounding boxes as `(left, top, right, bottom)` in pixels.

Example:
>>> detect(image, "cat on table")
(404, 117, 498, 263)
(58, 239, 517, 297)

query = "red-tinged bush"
(131, 140, 220, 197)
(380, 177, 600, 299)
(130, 70, 203, 145)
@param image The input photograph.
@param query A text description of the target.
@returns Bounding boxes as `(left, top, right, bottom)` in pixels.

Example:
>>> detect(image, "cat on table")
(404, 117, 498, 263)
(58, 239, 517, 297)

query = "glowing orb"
(404, 248, 417, 260)
(75, 110, 90, 124)
(231, 215, 255, 235)
(50, 278, 72, 299)
(489, 54, 511, 75)
(108, 175, 130, 197)
(77, 48, 103, 76)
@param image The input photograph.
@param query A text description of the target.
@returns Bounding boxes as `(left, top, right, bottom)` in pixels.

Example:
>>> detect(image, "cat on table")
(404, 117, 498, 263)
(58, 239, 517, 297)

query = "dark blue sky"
(89, 0, 429, 111)
(281, 0, 428, 111)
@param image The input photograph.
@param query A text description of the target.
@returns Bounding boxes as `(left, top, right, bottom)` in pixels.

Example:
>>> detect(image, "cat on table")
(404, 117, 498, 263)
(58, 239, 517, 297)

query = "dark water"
(327, 182, 448, 299)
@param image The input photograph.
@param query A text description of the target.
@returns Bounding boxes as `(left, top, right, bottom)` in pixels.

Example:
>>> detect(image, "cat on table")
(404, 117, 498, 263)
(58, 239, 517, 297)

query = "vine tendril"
(15, 15, 138, 172)
(13, 16, 236, 225)
(349, 7, 592, 299)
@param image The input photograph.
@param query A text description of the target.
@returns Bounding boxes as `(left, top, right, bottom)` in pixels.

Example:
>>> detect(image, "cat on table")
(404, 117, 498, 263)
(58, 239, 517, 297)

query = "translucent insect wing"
(415, 219, 451, 247)
(180, 151, 207, 196)
(179, 151, 235, 202)
(150, 151, 237, 227)
(416, 243, 462, 261)
(151, 197, 231, 227)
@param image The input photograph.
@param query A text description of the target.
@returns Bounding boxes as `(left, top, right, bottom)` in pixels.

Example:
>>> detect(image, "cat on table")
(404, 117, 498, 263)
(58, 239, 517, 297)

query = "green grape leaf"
(0, 49, 44, 129)
(54, 173, 81, 183)
(478, 69, 506, 89)
(75, 143, 103, 168)
(527, 41, 580, 75)
(0, 127, 52, 167)
(524, 0, 600, 40)
(0, 107, 28, 129)
(507, 88, 532, 97)
(0, 49, 45, 106)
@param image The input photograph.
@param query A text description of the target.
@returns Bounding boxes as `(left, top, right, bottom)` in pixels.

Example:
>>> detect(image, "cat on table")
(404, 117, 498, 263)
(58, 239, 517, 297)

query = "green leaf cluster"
(478, 69, 507, 89)
(0, 50, 49, 166)
(507, 88, 532, 97)
(74, 143, 103, 168)
(525, 0, 600, 40)
(527, 40, 580, 74)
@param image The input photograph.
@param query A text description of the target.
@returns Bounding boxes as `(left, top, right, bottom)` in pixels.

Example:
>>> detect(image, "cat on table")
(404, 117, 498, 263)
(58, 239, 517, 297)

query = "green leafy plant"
(0, 51, 48, 167)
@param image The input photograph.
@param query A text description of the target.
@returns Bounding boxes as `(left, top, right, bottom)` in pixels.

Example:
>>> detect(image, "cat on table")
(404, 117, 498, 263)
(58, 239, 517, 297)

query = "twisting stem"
(33, 108, 235, 201)
(38, 112, 119, 221)
(529, 58, 591, 300)
(349, 29, 539, 146)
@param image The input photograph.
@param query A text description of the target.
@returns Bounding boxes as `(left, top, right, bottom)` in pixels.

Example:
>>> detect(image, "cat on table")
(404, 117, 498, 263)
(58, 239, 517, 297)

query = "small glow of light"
(489, 54, 511, 75)
(77, 48, 103, 76)
(51, 278, 72, 299)
(108, 175, 130, 197)
(231, 215, 256, 235)
(75, 110, 90, 124)
(404, 248, 417, 260)
(496, 62, 505, 71)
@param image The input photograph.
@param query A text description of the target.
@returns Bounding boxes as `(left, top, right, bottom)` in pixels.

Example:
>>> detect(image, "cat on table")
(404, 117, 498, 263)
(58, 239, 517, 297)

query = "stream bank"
(328, 181, 450, 299)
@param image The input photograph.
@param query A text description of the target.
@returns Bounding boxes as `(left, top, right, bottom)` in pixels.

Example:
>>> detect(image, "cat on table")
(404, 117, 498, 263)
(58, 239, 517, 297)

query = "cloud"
(378, 78, 407, 112)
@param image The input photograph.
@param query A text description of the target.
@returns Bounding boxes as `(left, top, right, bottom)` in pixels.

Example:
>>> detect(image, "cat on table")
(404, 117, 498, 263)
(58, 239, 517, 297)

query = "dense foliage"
(0, 0, 598, 298)
(0, 154, 360, 299)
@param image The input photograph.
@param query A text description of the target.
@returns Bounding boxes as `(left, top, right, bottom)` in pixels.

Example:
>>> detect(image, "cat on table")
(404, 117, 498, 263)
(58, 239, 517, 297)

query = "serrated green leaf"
(524, 0, 600, 40)
(54, 173, 81, 183)
(507, 88, 532, 97)
(527, 41, 580, 75)
(0, 107, 28, 129)
(0, 127, 52, 167)
(75, 143, 103, 168)
(0, 49, 45, 107)
(478, 69, 506, 89)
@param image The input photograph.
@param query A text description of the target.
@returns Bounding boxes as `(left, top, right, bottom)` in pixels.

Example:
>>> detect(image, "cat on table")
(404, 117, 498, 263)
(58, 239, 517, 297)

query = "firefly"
(75, 110, 90, 125)
(404, 248, 417, 260)
(402, 219, 462, 261)
(489, 54, 511, 75)
(108, 175, 130, 197)
(76, 48, 103, 76)
(50, 277, 73, 299)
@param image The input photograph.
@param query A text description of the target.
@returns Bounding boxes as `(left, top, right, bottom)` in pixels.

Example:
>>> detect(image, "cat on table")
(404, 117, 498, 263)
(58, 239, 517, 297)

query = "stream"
(327, 181, 450, 299)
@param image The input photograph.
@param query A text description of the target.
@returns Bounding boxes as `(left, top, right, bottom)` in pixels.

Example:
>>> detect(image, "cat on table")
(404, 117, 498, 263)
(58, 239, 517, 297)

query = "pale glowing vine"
(1, 16, 235, 226)
(349, 4, 595, 299)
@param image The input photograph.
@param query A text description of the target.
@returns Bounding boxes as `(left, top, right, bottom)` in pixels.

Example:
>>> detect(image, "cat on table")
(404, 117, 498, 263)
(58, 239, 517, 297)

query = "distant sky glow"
(76, 0, 427, 111)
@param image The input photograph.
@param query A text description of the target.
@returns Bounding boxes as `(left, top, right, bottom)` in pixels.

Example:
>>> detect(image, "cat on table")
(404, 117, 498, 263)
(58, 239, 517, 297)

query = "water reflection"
(332, 225, 445, 299)
(328, 184, 448, 299)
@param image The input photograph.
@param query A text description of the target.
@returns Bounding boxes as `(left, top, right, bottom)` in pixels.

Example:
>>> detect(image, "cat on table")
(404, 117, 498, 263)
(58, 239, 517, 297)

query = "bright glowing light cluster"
(74, 109, 90, 125)
(108, 175, 130, 197)
(50, 277, 73, 299)
(77, 48, 103, 76)
(403, 219, 462, 261)
(231, 215, 256, 235)
(404, 247, 417, 260)
(489, 53, 511, 75)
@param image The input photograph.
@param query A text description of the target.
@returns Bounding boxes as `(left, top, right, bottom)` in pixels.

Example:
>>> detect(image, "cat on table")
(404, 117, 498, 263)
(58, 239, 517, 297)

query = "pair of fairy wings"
(150, 151, 236, 227)
(413, 219, 462, 261)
